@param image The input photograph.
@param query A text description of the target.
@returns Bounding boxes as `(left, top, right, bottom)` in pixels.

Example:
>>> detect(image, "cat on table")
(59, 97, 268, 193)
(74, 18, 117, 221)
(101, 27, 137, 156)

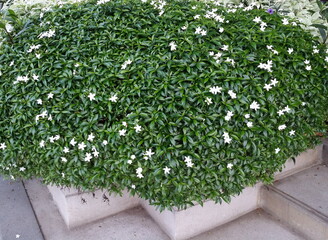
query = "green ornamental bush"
(0, 0, 327, 210)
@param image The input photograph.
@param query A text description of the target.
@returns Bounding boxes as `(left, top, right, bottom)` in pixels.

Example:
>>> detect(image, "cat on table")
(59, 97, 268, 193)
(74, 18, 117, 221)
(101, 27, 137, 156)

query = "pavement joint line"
(22, 180, 46, 240)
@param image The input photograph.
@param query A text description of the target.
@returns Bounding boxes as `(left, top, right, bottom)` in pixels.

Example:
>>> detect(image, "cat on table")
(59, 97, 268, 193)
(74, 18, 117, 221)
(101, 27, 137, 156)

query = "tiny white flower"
(277, 110, 284, 116)
(61, 157, 68, 162)
(192, 6, 196, 9)
(289, 130, 295, 136)
(119, 129, 127, 136)
(181, 26, 187, 30)
(264, 84, 272, 91)
(37, 99, 43, 105)
(136, 167, 143, 174)
(88, 93, 96, 101)
(102, 140, 108, 146)
(109, 94, 118, 102)
(278, 124, 286, 130)
(87, 133, 95, 142)
(61, 173, 65, 178)
(131, 184, 136, 189)
(245, 114, 250, 119)
(16, 234, 20, 239)
(291, 22, 297, 26)
(33, 74, 39, 80)
(127, 160, 132, 164)
(39, 140, 45, 148)
(270, 78, 279, 86)
(275, 148, 280, 154)
(70, 138, 77, 146)
(305, 65, 312, 71)
(195, 26, 202, 34)
(302, 102, 306, 106)
(304, 60, 310, 65)
(325, 56, 328, 62)
(283, 106, 291, 113)
(200, 30, 207, 36)
(250, 101, 260, 111)
(10, 61, 14, 67)
(205, 97, 212, 105)
(253, 17, 262, 23)
(282, 18, 289, 25)
(63, 147, 70, 153)
(35, 54, 41, 59)
(247, 121, 253, 128)
(186, 161, 194, 168)
(0, 143, 6, 150)
(84, 153, 92, 162)
(92, 149, 99, 157)
(224, 115, 231, 121)
(47, 93, 54, 99)
(222, 45, 229, 51)
(194, 15, 200, 19)
(19, 167, 26, 172)
(224, 136, 232, 144)
(209, 51, 214, 56)
(313, 49, 319, 54)
(184, 156, 192, 163)
(163, 166, 171, 174)
(267, 45, 273, 50)
(78, 142, 87, 150)
(144, 148, 155, 158)
(219, 28, 224, 33)
(287, 48, 294, 54)
(227, 163, 233, 169)
(169, 41, 177, 51)
(209, 86, 222, 94)
(228, 90, 236, 99)
(134, 124, 142, 132)
(131, 155, 136, 160)
(272, 50, 279, 55)
(122, 122, 127, 127)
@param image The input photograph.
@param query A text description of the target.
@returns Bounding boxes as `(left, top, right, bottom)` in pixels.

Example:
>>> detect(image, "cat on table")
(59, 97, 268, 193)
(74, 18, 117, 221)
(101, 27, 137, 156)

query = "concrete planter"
(48, 144, 323, 240)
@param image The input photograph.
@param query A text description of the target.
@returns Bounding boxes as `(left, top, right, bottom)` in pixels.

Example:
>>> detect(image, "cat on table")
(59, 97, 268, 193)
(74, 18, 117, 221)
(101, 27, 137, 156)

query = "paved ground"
(0, 176, 43, 240)
(275, 164, 328, 217)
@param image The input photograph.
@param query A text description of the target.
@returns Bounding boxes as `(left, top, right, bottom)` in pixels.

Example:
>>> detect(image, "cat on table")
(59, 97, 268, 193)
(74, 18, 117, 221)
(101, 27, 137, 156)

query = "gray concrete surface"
(24, 179, 170, 240)
(0, 176, 43, 240)
(190, 209, 306, 240)
(275, 164, 328, 217)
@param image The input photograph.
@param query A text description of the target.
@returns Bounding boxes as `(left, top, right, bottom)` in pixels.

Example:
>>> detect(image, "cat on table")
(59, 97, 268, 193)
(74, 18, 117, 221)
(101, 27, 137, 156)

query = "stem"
(3, 27, 14, 44)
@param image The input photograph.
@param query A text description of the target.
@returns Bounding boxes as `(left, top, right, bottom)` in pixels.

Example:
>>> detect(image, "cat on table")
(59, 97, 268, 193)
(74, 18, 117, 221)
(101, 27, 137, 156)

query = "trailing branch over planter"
(0, 0, 327, 210)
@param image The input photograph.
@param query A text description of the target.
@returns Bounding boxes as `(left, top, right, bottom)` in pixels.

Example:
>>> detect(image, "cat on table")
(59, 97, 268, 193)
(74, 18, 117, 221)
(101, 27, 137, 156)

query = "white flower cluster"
(97, 0, 110, 5)
(304, 59, 312, 71)
(224, 111, 234, 121)
(38, 29, 56, 38)
(209, 51, 222, 63)
(204, 8, 225, 22)
(263, 78, 278, 91)
(184, 156, 194, 167)
(121, 59, 132, 70)
(150, 0, 167, 16)
(253, 16, 268, 31)
(136, 167, 144, 178)
(27, 44, 41, 53)
(195, 26, 207, 36)
(277, 105, 291, 116)
(266, 45, 279, 55)
(223, 132, 232, 144)
(14, 76, 29, 84)
(258, 60, 273, 72)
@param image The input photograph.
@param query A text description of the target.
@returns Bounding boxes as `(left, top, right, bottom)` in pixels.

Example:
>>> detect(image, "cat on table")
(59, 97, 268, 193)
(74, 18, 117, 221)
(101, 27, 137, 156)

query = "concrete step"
(260, 164, 328, 240)
(25, 178, 306, 240)
(0, 176, 44, 240)
(190, 209, 306, 240)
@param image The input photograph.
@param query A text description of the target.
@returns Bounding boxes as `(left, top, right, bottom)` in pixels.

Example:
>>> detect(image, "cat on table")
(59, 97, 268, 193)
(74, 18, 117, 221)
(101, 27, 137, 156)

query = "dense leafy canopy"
(0, 0, 327, 210)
